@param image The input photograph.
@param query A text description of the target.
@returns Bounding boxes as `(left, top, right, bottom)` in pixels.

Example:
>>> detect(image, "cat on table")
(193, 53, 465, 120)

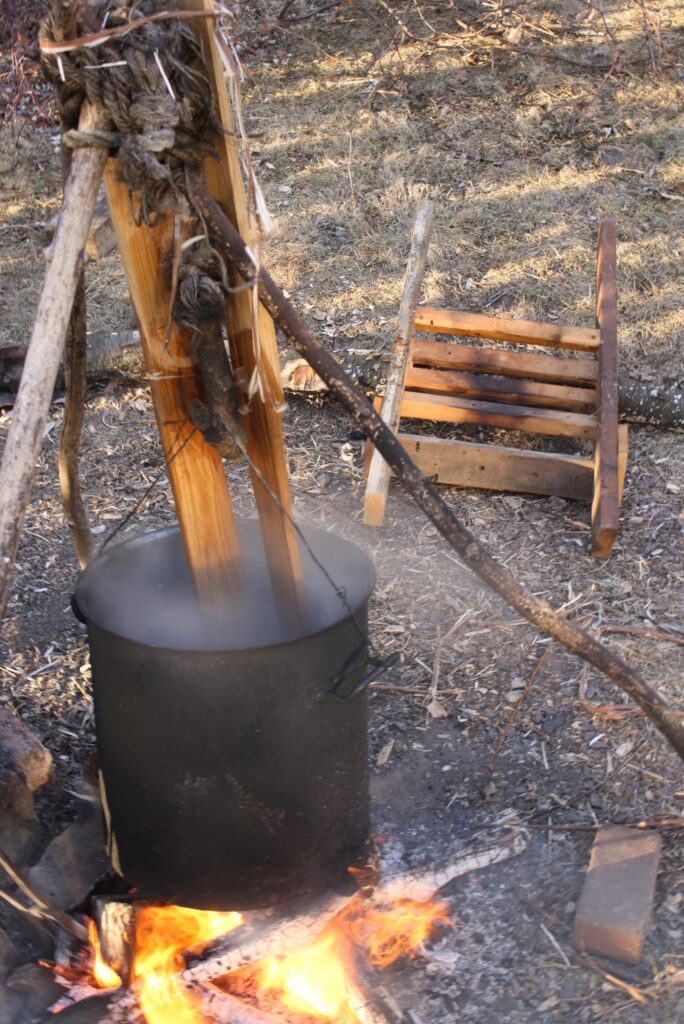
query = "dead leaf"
(502, 495, 523, 509)
(580, 698, 642, 721)
(376, 739, 394, 768)
(427, 698, 449, 719)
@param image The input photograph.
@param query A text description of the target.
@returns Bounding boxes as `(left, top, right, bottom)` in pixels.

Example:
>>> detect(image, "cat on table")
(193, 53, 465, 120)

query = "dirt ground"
(1, 1, 683, 1021)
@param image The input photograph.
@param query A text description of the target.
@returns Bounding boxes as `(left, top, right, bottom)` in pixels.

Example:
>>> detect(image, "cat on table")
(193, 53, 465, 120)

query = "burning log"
(368, 831, 526, 905)
(80, 834, 525, 1024)
(91, 896, 143, 988)
(183, 890, 355, 985)
(192, 983, 291, 1024)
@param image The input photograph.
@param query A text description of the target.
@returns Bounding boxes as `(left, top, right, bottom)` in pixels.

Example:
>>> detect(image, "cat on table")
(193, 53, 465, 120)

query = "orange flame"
(85, 891, 449, 1023)
(347, 897, 451, 968)
(131, 906, 242, 1024)
(241, 895, 450, 1021)
(87, 919, 122, 989)
(256, 932, 357, 1021)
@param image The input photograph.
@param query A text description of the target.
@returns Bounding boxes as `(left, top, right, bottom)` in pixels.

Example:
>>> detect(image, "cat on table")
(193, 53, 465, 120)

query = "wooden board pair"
(364, 219, 627, 558)
(104, 0, 306, 618)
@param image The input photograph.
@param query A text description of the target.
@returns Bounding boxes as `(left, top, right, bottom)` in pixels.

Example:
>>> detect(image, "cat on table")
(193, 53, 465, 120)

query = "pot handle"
(324, 652, 399, 702)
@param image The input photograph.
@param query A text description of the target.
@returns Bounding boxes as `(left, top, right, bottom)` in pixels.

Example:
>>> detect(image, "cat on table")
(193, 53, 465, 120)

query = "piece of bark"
(187, 175, 684, 762)
(27, 810, 109, 917)
(0, 99, 110, 630)
(0, 846, 88, 942)
(0, 710, 52, 791)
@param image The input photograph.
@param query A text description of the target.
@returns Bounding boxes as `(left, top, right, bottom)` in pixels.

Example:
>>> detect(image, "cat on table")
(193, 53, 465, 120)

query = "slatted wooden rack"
(364, 220, 627, 558)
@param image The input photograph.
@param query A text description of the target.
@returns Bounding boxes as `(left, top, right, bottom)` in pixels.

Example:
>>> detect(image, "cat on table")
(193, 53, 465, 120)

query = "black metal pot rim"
(74, 523, 376, 654)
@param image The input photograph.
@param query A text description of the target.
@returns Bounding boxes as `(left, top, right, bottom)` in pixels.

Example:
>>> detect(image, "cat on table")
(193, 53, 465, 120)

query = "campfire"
(48, 836, 525, 1023)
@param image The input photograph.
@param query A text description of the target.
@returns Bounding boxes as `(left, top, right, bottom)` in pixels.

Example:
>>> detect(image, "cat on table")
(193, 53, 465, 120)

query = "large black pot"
(74, 521, 377, 910)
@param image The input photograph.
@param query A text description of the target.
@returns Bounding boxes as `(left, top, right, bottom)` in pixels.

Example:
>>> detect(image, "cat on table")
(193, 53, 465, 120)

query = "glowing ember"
(88, 919, 122, 990)
(132, 906, 242, 1024)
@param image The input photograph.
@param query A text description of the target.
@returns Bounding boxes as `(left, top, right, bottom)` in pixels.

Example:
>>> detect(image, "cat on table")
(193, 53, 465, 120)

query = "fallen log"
(617, 376, 684, 430)
(188, 174, 684, 762)
(0, 100, 111, 629)
(4, 336, 682, 429)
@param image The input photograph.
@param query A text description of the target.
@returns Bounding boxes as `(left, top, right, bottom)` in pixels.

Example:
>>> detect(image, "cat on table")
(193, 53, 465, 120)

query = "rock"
(0, 710, 52, 791)
(27, 809, 110, 913)
(572, 825, 661, 964)
(34, 991, 115, 1023)
(2, 962, 63, 1024)
(0, 925, 24, 979)
(0, 757, 46, 864)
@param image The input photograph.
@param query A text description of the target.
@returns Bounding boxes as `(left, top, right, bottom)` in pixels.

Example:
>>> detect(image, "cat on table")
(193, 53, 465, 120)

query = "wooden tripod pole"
(103, 168, 244, 604)
(0, 101, 110, 630)
(184, 0, 307, 626)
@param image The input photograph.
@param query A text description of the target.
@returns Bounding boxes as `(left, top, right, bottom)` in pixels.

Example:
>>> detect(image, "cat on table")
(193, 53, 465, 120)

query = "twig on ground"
(600, 625, 684, 648)
(479, 646, 552, 785)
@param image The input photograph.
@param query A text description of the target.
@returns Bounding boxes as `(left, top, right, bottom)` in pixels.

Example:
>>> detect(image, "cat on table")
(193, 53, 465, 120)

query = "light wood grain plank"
(405, 365, 597, 413)
(400, 391, 598, 439)
(411, 339, 598, 385)
(185, 0, 305, 621)
(104, 165, 243, 602)
(364, 201, 435, 525)
(414, 308, 600, 352)
(591, 220, 620, 558)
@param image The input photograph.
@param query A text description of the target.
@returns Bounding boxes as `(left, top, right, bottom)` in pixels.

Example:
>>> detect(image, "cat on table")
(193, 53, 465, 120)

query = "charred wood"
(183, 889, 353, 984)
(91, 896, 142, 988)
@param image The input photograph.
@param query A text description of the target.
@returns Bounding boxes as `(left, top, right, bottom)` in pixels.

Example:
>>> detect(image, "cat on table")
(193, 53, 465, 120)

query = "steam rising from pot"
(74, 520, 375, 651)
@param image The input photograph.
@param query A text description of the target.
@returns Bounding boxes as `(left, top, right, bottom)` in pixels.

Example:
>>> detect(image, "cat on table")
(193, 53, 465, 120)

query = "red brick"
(573, 825, 661, 964)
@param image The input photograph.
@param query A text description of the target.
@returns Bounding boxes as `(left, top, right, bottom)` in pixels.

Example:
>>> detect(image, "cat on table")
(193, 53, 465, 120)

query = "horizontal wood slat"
(365, 426, 628, 503)
(411, 339, 598, 386)
(400, 391, 598, 439)
(414, 308, 600, 352)
(394, 434, 595, 499)
(405, 365, 597, 413)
